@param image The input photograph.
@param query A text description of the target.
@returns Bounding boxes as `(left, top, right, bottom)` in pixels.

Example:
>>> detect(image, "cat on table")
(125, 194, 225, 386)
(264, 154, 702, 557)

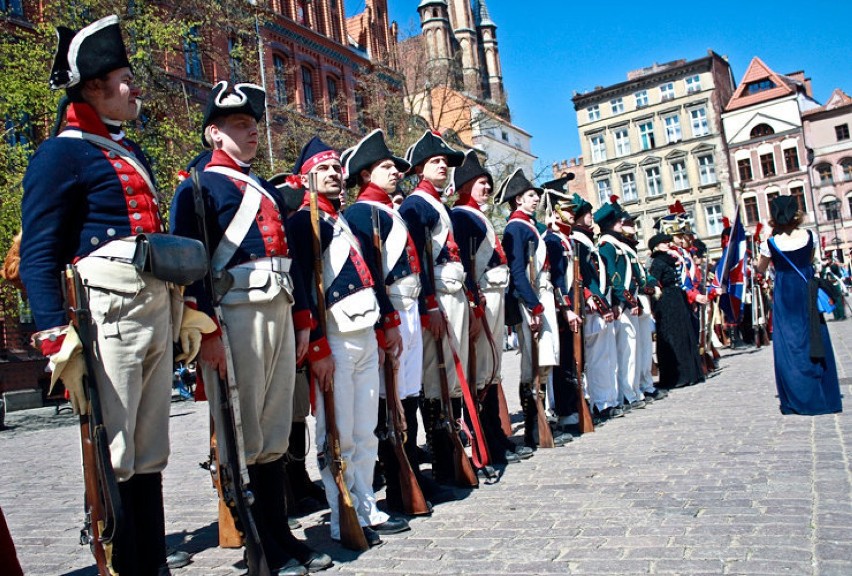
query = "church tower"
(475, 0, 505, 107)
(418, 0, 454, 83)
(448, 0, 482, 97)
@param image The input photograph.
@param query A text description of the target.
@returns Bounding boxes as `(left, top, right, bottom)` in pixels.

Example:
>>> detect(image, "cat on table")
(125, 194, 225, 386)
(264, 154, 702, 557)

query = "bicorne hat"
(453, 150, 493, 192)
(201, 81, 266, 148)
(496, 168, 542, 205)
(405, 130, 465, 172)
(292, 136, 340, 175)
(50, 15, 131, 90)
(770, 195, 798, 226)
(342, 129, 409, 188)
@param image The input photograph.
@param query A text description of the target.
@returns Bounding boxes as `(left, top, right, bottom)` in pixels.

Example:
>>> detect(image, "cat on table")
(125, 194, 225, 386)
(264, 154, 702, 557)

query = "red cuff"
(375, 328, 387, 349)
(686, 288, 699, 304)
(562, 295, 572, 308)
(530, 303, 544, 316)
(308, 337, 332, 362)
(293, 309, 312, 331)
(583, 287, 592, 300)
(40, 335, 65, 357)
(382, 311, 401, 329)
(420, 314, 430, 328)
(425, 294, 439, 311)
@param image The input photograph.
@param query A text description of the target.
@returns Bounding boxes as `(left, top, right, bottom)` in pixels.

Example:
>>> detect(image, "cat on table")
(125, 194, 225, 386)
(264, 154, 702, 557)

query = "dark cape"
(649, 252, 705, 388)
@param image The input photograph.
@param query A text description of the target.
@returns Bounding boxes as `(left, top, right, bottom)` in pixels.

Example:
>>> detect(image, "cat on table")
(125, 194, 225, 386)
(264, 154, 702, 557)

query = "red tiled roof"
(726, 57, 796, 111)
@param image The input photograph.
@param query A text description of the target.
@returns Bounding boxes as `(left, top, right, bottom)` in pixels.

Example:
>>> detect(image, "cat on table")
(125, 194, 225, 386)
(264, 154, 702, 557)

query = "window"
(672, 160, 689, 190)
(766, 190, 779, 209)
(738, 158, 753, 181)
(639, 121, 655, 150)
(842, 159, 852, 182)
(501, 130, 509, 142)
(183, 27, 203, 80)
(0, 0, 23, 16)
(596, 178, 612, 204)
(750, 123, 774, 138)
(698, 154, 717, 185)
(783, 147, 799, 172)
(746, 79, 775, 95)
(685, 75, 701, 93)
(621, 173, 638, 201)
(327, 76, 340, 122)
(705, 204, 724, 235)
(790, 186, 806, 212)
(760, 153, 776, 178)
(664, 115, 682, 143)
(635, 90, 648, 108)
(610, 98, 624, 115)
(660, 83, 675, 101)
(587, 105, 600, 122)
(301, 66, 315, 116)
(614, 128, 631, 156)
(743, 196, 759, 225)
(645, 166, 662, 197)
(228, 37, 242, 84)
(273, 55, 287, 105)
(690, 108, 709, 137)
(836, 124, 850, 141)
(824, 199, 840, 221)
(590, 135, 607, 162)
(297, 0, 308, 25)
(816, 163, 833, 185)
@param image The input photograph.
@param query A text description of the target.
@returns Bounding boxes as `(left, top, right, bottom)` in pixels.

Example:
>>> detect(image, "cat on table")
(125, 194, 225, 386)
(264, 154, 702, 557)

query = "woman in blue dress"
(756, 196, 842, 415)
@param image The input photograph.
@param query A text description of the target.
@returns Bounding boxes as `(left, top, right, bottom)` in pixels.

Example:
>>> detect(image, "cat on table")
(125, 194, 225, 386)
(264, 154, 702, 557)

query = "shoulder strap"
(768, 237, 809, 284)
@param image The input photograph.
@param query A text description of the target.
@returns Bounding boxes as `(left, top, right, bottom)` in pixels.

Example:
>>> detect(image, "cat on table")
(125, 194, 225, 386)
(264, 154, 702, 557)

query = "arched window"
(750, 123, 774, 139)
(301, 65, 315, 116)
(816, 163, 834, 185)
(841, 158, 852, 182)
(273, 55, 287, 105)
(327, 76, 340, 122)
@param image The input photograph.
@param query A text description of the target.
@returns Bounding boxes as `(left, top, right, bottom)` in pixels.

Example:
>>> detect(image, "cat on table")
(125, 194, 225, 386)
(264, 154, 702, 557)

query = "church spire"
(474, 0, 504, 106)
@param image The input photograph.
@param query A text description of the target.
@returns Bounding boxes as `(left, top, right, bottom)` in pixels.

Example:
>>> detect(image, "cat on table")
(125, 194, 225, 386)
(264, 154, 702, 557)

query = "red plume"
(669, 200, 685, 214)
(722, 216, 730, 228)
(609, 195, 619, 204)
(754, 222, 763, 240)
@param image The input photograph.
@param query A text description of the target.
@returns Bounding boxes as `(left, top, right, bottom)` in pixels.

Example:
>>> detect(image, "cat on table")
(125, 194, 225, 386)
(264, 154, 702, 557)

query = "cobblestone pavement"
(2, 321, 851, 575)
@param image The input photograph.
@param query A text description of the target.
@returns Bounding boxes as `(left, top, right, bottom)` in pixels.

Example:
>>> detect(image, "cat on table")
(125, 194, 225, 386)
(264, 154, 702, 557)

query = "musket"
(308, 174, 369, 551)
(370, 207, 430, 516)
(64, 266, 123, 576)
(424, 231, 478, 487)
(190, 168, 273, 575)
(528, 241, 555, 449)
(698, 256, 715, 373)
(571, 244, 594, 434)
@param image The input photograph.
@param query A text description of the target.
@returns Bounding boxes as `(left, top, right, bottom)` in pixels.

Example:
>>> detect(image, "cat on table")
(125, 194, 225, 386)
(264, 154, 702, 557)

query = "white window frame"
(610, 97, 624, 115)
(596, 178, 612, 204)
(645, 166, 662, 197)
(660, 82, 675, 101)
(705, 203, 724, 235)
(635, 90, 648, 108)
(614, 128, 631, 157)
(664, 114, 682, 144)
(587, 105, 600, 122)
(698, 154, 717, 185)
(590, 134, 607, 162)
(672, 160, 689, 190)
(690, 107, 709, 137)
(639, 121, 655, 150)
(685, 75, 701, 93)
(620, 172, 638, 201)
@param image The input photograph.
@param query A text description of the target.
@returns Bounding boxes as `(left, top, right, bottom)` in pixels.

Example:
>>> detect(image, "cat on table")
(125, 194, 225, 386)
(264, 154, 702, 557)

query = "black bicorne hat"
(541, 173, 575, 194)
(50, 15, 132, 90)
(343, 129, 409, 188)
(453, 150, 493, 192)
(770, 195, 798, 226)
(405, 130, 465, 172)
(201, 81, 266, 148)
(496, 168, 542, 205)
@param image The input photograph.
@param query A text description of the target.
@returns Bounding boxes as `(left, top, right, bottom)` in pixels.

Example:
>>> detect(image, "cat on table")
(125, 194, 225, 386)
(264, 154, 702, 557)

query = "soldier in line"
(451, 152, 534, 464)
(570, 196, 622, 420)
(21, 15, 197, 575)
(499, 169, 572, 448)
(288, 137, 410, 546)
(398, 131, 480, 485)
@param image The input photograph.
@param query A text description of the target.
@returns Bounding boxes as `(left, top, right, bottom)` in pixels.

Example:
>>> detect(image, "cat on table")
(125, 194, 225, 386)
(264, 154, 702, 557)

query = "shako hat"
(571, 193, 593, 217)
(292, 136, 340, 175)
(593, 195, 623, 229)
(655, 213, 684, 235)
(770, 195, 798, 226)
(405, 130, 464, 172)
(453, 150, 493, 192)
(201, 81, 266, 148)
(496, 168, 542, 205)
(668, 200, 693, 234)
(50, 15, 131, 90)
(343, 129, 409, 188)
(541, 185, 576, 218)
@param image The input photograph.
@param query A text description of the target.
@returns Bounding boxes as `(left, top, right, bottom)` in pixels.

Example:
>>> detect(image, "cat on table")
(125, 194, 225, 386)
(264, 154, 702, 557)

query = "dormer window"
(746, 79, 775, 95)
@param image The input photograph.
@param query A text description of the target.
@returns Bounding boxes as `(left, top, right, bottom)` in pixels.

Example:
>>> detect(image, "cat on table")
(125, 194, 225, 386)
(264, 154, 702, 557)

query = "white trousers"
(381, 304, 423, 399)
(77, 257, 174, 482)
(422, 289, 468, 399)
(584, 311, 619, 410)
(635, 311, 656, 393)
(517, 286, 558, 383)
(615, 312, 642, 403)
(202, 283, 297, 467)
(315, 322, 387, 539)
(472, 287, 505, 390)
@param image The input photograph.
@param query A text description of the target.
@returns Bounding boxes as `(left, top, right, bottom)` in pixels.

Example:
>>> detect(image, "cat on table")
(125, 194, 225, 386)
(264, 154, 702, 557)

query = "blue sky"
(348, 1, 851, 178)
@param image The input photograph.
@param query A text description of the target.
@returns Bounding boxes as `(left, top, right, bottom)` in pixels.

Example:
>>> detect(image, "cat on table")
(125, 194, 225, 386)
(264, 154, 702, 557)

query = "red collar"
(414, 180, 442, 201)
(454, 192, 480, 209)
(207, 149, 251, 174)
(299, 191, 338, 217)
(509, 210, 533, 223)
(65, 102, 111, 139)
(555, 222, 572, 236)
(357, 183, 392, 206)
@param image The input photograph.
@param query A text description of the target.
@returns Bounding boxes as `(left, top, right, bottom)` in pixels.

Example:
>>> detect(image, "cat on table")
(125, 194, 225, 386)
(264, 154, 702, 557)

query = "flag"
(715, 206, 748, 323)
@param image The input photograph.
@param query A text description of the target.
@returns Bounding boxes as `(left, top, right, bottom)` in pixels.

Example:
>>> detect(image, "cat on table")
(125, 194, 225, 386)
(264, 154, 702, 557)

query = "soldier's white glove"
(47, 326, 88, 415)
(175, 306, 217, 364)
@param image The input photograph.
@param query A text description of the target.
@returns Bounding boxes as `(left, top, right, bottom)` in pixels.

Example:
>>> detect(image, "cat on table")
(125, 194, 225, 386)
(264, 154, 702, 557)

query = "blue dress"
(768, 235, 842, 415)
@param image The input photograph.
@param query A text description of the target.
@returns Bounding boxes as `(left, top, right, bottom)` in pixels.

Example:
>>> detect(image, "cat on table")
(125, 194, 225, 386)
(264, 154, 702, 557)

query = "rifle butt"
(578, 397, 595, 434)
(450, 432, 479, 487)
(391, 440, 431, 515)
(79, 422, 111, 576)
(337, 490, 369, 551)
(495, 382, 512, 437)
(534, 389, 555, 449)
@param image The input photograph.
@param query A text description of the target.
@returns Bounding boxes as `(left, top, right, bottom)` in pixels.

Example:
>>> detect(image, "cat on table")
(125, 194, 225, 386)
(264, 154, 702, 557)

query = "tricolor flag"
(715, 206, 748, 323)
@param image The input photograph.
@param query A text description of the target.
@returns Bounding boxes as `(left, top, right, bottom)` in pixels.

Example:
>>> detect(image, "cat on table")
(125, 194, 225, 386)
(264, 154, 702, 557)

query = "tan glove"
(48, 326, 88, 415)
(175, 306, 217, 364)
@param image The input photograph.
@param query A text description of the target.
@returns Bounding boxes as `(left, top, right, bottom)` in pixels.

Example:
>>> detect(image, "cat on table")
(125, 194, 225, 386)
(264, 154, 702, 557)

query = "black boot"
(401, 396, 455, 504)
(286, 422, 327, 511)
(519, 382, 538, 449)
(247, 464, 307, 575)
(423, 398, 453, 484)
(112, 477, 139, 576)
(480, 385, 515, 465)
(133, 473, 173, 575)
(377, 398, 404, 513)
